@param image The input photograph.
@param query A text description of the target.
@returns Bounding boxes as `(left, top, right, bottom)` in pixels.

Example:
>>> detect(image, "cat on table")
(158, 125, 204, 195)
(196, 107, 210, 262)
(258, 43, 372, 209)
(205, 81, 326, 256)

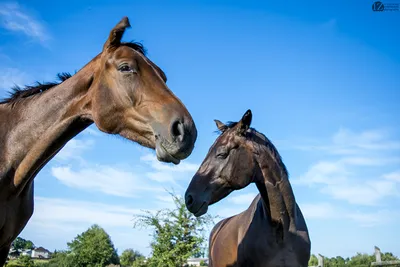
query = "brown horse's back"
(209, 194, 310, 267)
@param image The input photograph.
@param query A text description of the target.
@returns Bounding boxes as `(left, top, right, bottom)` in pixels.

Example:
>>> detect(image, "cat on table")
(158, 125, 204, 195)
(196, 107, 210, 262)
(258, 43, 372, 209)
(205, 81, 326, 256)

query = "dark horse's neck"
(0, 56, 99, 200)
(251, 130, 298, 237)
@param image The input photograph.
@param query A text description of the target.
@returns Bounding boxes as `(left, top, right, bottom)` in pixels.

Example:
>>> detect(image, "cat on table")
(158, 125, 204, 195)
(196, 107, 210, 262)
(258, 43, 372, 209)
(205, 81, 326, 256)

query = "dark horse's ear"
(214, 120, 227, 133)
(103, 16, 131, 51)
(237, 109, 252, 136)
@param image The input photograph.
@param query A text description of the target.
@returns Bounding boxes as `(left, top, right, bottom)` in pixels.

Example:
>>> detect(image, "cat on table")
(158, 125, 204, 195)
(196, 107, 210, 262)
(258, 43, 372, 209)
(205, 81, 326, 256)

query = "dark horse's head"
(91, 17, 197, 164)
(185, 109, 259, 216)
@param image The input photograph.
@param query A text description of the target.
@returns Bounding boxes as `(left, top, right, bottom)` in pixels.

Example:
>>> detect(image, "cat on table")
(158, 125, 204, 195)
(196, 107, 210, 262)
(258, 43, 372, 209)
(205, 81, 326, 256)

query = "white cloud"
(300, 202, 398, 227)
(51, 165, 163, 198)
(152, 193, 183, 210)
(22, 197, 154, 255)
(0, 67, 29, 90)
(32, 197, 144, 227)
(346, 209, 398, 227)
(300, 202, 337, 219)
(291, 128, 400, 156)
(321, 179, 399, 206)
(383, 170, 400, 182)
(292, 128, 400, 206)
(140, 154, 199, 173)
(228, 192, 258, 205)
(340, 156, 400, 166)
(332, 128, 400, 151)
(214, 197, 397, 228)
(50, 146, 200, 198)
(292, 161, 349, 186)
(0, 2, 49, 44)
(156, 194, 177, 203)
(294, 161, 399, 206)
(54, 139, 95, 163)
(140, 153, 199, 185)
(145, 172, 183, 189)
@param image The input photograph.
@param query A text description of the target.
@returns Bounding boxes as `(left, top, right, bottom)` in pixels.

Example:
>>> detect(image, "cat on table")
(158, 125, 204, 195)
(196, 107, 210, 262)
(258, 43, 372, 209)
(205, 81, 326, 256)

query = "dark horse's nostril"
(186, 194, 194, 207)
(171, 119, 185, 142)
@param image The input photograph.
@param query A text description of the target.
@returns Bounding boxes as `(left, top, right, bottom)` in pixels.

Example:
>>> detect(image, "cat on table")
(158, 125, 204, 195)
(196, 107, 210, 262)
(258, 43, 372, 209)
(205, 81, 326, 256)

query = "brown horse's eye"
(118, 64, 136, 73)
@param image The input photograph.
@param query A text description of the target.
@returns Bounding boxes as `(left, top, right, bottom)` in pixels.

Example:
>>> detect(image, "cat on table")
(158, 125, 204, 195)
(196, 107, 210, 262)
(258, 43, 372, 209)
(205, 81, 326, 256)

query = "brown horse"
(185, 110, 310, 267)
(0, 17, 197, 265)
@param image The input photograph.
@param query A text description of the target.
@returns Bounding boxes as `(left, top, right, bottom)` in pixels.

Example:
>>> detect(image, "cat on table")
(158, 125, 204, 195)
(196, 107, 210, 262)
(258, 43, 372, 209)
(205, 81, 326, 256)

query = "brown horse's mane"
(0, 42, 146, 106)
(216, 121, 289, 178)
(0, 73, 73, 106)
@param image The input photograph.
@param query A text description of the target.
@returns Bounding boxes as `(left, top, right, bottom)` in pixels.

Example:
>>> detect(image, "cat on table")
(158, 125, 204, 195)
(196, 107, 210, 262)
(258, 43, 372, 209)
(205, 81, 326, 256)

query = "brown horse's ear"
(103, 16, 131, 51)
(214, 120, 227, 132)
(237, 109, 252, 136)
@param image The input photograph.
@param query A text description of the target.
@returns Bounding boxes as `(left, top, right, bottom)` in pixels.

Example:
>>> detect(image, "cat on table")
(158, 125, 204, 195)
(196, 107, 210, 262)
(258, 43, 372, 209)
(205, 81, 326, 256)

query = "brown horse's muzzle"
(153, 117, 197, 165)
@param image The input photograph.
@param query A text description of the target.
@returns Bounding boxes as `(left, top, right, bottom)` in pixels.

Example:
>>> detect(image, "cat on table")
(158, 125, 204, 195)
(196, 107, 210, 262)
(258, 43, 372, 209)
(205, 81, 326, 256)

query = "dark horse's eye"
(216, 151, 229, 159)
(217, 153, 228, 159)
(118, 64, 136, 73)
(216, 146, 229, 159)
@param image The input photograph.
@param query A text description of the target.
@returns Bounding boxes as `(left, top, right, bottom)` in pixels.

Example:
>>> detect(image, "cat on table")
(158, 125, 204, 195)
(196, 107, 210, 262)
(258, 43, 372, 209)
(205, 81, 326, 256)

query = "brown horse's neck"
(253, 142, 298, 236)
(0, 56, 99, 200)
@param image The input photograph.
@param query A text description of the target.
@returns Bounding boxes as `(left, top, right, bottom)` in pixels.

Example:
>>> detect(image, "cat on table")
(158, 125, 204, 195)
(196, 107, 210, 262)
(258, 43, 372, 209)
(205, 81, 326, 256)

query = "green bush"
(6, 261, 25, 267)
(34, 261, 50, 267)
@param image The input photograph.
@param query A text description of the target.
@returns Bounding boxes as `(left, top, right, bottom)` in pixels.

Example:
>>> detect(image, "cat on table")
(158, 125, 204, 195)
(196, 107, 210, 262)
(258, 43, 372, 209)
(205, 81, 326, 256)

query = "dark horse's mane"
(216, 121, 289, 177)
(0, 42, 146, 106)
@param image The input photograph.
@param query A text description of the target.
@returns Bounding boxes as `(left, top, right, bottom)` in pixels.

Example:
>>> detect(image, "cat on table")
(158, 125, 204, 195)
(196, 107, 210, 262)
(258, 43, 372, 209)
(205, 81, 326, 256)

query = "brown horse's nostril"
(171, 119, 185, 142)
(186, 194, 194, 207)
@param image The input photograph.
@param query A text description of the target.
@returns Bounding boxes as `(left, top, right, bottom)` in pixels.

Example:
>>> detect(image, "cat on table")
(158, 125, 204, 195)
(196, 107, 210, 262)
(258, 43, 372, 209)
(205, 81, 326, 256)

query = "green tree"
(133, 192, 216, 267)
(67, 224, 120, 267)
(48, 225, 119, 267)
(120, 249, 145, 267)
(382, 252, 399, 261)
(132, 257, 148, 267)
(18, 255, 34, 267)
(11, 237, 35, 251)
(346, 252, 374, 267)
(25, 241, 34, 250)
(324, 256, 347, 267)
(308, 254, 318, 266)
(307, 251, 399, 267)
(334, 256, 346, 266)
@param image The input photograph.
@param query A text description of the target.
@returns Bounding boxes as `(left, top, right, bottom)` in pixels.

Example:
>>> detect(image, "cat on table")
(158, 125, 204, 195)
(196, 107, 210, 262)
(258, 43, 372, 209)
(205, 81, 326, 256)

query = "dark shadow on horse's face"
(185, 110, 257, 217)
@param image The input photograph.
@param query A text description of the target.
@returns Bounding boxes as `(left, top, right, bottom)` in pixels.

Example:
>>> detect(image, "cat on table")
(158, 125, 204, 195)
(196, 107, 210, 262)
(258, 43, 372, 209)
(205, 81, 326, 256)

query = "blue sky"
(1, 0, 399, 259)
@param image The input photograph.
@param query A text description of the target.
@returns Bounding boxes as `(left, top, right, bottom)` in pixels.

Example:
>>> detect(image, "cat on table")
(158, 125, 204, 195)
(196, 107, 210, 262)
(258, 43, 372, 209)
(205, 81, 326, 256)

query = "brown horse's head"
(89, 17, 197, 164)
(185, 109, 259, 216)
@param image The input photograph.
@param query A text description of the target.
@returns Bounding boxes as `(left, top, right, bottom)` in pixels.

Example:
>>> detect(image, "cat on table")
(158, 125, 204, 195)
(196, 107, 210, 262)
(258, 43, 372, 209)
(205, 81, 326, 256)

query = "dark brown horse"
(0, 17, 197, 265)
(185, 110, 310, 267)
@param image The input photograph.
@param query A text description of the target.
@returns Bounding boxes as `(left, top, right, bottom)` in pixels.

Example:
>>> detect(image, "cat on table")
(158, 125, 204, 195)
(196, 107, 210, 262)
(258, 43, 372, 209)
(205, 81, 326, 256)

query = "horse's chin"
(193, 202, 209, 217)
(156, 143, 181, 165)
